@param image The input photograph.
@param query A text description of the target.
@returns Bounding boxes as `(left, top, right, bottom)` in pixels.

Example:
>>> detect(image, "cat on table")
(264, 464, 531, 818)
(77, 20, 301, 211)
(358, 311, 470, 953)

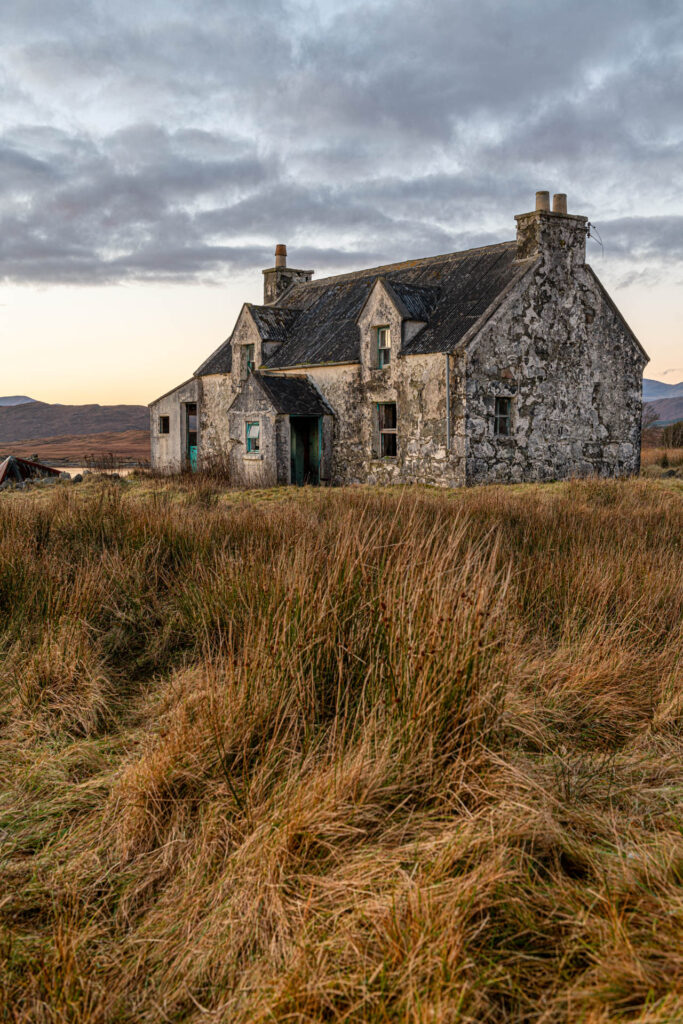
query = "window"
(246, 421, 260, 453)
(377, 326, 391, 368)
(244, 344, 255, 375)
(494, 397, 511, 436)
(158, 415, 169, 434)
(378, 402, 397, 457)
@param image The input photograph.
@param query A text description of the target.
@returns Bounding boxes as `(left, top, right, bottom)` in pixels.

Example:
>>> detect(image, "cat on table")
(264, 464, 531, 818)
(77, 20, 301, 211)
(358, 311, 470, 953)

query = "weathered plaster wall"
(149, 377, 200, 473)
(274, 289, 466, 487)
(226, 376, 282, 487)
(465, 253, 646, 484)
(198, 373, 236, 469)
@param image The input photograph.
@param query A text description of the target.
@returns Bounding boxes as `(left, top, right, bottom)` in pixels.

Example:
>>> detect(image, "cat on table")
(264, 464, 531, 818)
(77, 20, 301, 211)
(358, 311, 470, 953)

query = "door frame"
(289, 415, 322, 485)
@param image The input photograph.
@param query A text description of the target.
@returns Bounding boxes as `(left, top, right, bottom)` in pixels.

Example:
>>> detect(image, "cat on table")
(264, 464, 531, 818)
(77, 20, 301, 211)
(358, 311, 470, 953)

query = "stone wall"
(464, 258, 647, 484)
(274, 353, 465, 488)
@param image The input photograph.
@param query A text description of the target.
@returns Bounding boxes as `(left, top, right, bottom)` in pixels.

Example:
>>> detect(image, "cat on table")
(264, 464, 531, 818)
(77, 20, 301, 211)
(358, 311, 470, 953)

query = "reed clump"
(0, 477, 681, 1023)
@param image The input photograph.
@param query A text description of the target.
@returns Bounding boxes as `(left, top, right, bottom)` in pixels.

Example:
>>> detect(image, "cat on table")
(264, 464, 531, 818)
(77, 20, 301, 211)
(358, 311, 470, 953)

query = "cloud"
(0, 0, 681, 284)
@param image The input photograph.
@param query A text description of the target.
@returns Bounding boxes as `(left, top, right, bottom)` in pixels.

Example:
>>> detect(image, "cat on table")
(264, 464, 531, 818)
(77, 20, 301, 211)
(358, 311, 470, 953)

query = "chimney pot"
(535, 191, 550, 212)
(274, 243, 287, 268)
(552, 193, 568, 215)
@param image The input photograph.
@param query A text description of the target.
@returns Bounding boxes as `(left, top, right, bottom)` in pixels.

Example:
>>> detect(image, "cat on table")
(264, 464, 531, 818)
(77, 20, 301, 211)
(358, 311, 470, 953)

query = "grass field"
(0, 475, 682, 1023)
(0, 428, 150, 466)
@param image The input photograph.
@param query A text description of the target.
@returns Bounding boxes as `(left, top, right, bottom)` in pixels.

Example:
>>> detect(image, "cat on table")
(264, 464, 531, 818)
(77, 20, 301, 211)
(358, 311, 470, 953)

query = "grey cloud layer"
(0, 0, 681, 284)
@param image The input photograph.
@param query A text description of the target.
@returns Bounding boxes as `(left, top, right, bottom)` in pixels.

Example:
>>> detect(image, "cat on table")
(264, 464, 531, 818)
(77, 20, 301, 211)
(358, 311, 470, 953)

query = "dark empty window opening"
(378, 402, 397, 457)
(494, 397, 511, 436)
(377, 326, 391, 368)
(244, 344, 255, 375)
(246, 421, 260, 453)
(158, 415, 169, 434)
(186, 404, 198, 448)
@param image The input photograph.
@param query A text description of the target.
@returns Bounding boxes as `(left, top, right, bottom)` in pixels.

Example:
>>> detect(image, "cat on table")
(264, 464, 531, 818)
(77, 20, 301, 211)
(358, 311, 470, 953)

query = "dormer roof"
(247, 304, 301, 342)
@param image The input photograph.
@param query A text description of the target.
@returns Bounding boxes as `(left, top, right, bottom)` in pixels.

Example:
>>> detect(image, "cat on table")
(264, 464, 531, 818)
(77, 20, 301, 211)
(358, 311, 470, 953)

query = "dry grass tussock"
(0, 476, 682, 1023)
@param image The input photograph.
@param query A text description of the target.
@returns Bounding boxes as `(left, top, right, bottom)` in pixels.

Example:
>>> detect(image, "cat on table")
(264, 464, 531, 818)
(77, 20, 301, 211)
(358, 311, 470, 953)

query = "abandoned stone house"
(149, 191, 648, 486)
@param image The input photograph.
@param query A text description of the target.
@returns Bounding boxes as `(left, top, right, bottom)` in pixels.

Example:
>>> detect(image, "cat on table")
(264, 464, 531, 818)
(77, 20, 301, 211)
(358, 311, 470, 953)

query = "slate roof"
(194, 337, 233, 376)
(248, 304, 301, 341)
(195, 241, 534, 375)
(254, 373, 334, 417)
(266, 241, 531, 368)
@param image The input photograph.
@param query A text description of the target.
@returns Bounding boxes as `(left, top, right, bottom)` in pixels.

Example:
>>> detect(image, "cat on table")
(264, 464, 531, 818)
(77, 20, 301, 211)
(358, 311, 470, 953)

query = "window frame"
(494, 396, 512, 437)
(377, 401, 397, 458)
(158, 415, 170, 435)
(244, 344, 255, 376)
(377, 326, 391, 368)
(246, 420, 260, 453)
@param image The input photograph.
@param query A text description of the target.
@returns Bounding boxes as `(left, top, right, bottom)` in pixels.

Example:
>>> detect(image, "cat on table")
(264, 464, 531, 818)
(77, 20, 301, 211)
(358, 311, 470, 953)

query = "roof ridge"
(289, 240, 516, 288)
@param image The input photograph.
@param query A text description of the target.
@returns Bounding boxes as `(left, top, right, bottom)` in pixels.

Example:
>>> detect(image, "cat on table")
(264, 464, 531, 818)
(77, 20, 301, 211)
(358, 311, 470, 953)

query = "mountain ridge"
(0, 396, 35, 407)
(643, 378, 683, 401)
(0, 401, 148, 443)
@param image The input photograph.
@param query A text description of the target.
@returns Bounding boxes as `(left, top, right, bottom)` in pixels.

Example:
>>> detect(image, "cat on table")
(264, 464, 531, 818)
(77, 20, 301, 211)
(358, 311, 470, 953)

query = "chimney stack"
(262, 245, 314, 304)
(515, 189, 587, 266)
(552, 193, 567, 214)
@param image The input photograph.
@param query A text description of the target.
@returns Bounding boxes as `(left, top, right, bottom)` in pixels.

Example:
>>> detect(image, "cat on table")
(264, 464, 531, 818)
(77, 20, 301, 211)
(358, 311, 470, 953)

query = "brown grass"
(0, 476, 681, 1022)
(1, 428, 150, 465)
(641, 446, 683, 470)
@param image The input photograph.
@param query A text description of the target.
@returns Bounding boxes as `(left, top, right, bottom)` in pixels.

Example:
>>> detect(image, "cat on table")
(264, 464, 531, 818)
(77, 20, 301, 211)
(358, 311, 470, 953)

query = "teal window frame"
(244, 344, 255, 375)
(494, 397, 511, 436)
(377, 326, 391, 368)
(246, 420, 260, 453)
(377, 402, 397, 457)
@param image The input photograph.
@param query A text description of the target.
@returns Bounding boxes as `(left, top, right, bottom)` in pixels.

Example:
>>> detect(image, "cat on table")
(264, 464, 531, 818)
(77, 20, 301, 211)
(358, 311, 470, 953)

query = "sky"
(1, 0, 682, 406)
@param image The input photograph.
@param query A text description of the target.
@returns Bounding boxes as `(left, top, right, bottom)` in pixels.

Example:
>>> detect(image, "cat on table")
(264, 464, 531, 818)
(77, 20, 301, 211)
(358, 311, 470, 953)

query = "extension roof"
(253, 373, 334, 417)
(196, 241, 534, 374)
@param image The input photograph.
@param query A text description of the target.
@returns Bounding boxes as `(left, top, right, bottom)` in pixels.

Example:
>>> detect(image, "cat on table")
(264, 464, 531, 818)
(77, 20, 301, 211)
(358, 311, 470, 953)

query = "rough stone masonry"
(149, 191, 648, 486)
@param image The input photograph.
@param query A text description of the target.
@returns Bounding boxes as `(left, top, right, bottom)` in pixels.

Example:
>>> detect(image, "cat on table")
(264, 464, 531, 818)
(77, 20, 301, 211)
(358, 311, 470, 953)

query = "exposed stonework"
(149, 198, 648, 486)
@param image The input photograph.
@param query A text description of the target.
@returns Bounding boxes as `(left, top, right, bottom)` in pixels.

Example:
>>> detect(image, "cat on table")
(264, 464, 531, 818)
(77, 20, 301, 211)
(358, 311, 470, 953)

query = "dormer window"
(244, 344, 255, 375)
(377, 326, 391, 368)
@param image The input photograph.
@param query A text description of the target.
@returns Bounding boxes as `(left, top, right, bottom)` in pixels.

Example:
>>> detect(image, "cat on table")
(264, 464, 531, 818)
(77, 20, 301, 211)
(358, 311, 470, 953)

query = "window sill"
(243, 453, 263, 461)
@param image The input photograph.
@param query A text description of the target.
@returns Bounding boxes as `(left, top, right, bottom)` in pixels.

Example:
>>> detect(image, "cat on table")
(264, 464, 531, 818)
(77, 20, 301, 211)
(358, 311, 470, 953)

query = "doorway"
(290, 416, 321, 485)
(185, 403, 198, 471)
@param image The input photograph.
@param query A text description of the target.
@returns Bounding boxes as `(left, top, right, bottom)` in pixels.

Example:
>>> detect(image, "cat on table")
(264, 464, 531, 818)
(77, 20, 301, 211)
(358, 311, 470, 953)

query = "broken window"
(158, 415, 170, 434)
(244, 344, 255, 375)
(494, 397, 511, 436)
(246, 421, 260, 453)
(377, 326, 391, 368)
(378, 402, 397, 457)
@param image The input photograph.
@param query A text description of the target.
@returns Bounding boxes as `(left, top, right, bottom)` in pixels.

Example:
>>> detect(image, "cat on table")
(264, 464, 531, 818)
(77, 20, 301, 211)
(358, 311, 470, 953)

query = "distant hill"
(643, 378, 683, 401)
(0, 401, 148, 443)
(645, 396, 683, 426)
(0, 396, 35, 407)
(2, 429, 150, 466)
